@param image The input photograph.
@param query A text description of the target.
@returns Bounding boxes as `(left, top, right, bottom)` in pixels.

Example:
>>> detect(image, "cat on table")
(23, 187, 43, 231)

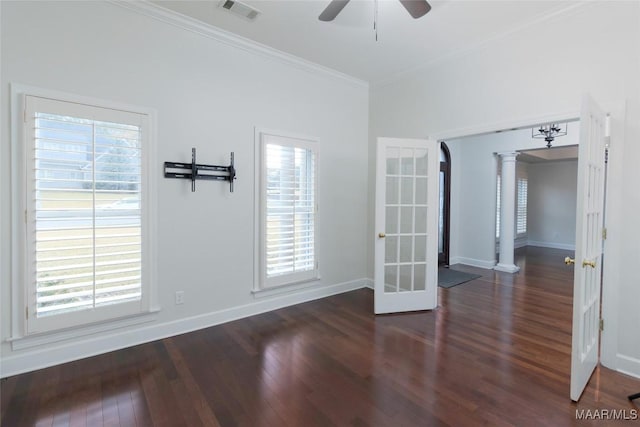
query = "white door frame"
(429, 110, 580, 142)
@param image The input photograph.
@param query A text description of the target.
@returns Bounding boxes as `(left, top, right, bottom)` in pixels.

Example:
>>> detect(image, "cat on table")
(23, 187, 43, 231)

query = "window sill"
(252, 277, 321, 299)
(7, 308, 160, 351)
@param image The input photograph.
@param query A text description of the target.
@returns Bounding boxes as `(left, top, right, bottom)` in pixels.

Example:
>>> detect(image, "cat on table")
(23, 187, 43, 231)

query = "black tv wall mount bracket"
(164, 148, 236, 192)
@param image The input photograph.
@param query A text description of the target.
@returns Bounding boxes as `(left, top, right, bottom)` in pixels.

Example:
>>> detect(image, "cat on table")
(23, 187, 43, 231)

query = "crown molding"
(373, 1, 593, 88)
(108, 0, 368, 89)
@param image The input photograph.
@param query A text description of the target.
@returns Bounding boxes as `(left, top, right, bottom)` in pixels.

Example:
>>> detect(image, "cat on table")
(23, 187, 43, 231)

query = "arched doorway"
(439, 142, 451, 265)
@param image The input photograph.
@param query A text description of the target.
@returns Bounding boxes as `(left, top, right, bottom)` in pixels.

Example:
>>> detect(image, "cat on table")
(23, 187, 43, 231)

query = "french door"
(570, 95, 607, 401)
(374, 138, 439, 314)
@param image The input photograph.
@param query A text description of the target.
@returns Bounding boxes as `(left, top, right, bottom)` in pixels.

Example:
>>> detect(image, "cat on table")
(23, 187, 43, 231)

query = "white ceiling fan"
(318, 0, 432, 21)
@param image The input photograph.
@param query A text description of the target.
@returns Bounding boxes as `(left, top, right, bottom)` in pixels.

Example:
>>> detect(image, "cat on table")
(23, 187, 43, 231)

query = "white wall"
(369, 1, 640, 377)
(527, 160, 578, 250)
(0, 1, 369, 376)
(446, 126, 578, 268)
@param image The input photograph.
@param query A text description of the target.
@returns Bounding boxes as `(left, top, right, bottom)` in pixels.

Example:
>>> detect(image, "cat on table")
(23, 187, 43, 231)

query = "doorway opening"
(439, 142, 451, 266)
(374, 100, 609, 401)
(433, 109, 607, 402)
(495, 143, 580, 265)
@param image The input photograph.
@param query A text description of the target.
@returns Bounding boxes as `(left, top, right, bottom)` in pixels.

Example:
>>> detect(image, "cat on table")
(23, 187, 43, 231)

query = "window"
(496, 173, 501, 239)
(495, 162, 528, 239)
(256, 130, 318, 289)
(21, 93, 154, 334)
(516, 176, 528, 235)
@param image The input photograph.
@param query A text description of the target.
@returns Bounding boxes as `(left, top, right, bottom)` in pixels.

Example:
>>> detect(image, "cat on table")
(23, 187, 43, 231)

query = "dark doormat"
(438, 268, 482, 289)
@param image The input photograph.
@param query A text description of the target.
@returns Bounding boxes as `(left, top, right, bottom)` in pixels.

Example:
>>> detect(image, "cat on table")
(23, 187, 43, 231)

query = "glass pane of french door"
(384, 147, 428, 293)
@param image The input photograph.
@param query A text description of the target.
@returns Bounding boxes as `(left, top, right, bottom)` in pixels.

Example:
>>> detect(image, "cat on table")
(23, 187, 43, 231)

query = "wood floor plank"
(2, 247, 640, 426)
(163, 339, 221, 427)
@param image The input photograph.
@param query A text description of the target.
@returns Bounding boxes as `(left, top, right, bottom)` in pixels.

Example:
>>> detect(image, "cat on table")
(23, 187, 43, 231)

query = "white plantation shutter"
(24, 95, 149, 333)
(259, 132, 318, 288)
(496, 173, 501, 239)
(516, 177, 528, 235)
(496, 162, 528, 241)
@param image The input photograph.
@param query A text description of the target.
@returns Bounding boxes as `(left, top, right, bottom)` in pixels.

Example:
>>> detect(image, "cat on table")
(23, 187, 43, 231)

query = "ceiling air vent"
(219, 0, 261, 21)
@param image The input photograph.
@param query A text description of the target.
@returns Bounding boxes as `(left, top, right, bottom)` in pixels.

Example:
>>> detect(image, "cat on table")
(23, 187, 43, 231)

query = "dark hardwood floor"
(2, 246, 639, 426)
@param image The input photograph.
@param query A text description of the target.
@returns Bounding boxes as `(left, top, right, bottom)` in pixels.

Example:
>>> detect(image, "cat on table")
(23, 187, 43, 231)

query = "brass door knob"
(582, 259, 596, 268)
(378, 232, 386, 238)
(564, 257, 575, 265)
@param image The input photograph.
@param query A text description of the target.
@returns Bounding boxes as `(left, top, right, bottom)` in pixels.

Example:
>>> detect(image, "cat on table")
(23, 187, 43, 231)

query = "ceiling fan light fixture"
(318, 0, 431, 22)
(318, 0, 350, 22)
(399, 0, 432, 19)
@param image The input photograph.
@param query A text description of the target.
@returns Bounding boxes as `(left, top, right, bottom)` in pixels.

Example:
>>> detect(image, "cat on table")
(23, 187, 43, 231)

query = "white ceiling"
(518, 145, 579, 163)
(151, 0, 578, 84)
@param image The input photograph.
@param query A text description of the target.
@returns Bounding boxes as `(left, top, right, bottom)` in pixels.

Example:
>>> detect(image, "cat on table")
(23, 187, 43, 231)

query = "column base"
(494, 263, 520, 273)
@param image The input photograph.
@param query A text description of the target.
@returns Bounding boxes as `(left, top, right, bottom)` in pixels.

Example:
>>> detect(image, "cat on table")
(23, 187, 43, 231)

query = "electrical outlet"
(175, 291, 185, 305)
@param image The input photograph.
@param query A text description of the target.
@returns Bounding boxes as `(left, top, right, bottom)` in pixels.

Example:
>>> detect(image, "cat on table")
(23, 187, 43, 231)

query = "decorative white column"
(495, 152, 520, 273)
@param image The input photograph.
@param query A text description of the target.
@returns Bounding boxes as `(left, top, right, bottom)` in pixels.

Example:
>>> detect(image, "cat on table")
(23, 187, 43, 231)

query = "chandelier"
(532, 123, 568, 148)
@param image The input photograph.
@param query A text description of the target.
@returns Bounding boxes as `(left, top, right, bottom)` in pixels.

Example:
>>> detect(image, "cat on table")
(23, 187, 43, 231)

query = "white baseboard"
(449, 257, 496, 270)
(527, 241, 575, 251)
(616, 354, 640, 379)
(363, 279, 374, 289)
(0, 278, 369, 378)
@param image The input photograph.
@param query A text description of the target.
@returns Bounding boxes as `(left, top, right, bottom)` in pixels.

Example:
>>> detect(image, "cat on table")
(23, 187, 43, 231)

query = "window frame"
(253, 128, 320, 291)
(10, 84, 158, 340)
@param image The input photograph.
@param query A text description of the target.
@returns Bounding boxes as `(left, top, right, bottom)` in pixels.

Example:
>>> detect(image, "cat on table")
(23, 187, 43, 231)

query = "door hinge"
(24, 209, 27, 224)
(26, 306, 28, 319)
(602, 227, 607, 240)
(599, 318, 604, 331)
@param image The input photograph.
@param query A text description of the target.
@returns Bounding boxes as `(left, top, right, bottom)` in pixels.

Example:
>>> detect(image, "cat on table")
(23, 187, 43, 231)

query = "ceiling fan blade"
(398, 0, 431, 19)
(318, 0, 350, 22)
